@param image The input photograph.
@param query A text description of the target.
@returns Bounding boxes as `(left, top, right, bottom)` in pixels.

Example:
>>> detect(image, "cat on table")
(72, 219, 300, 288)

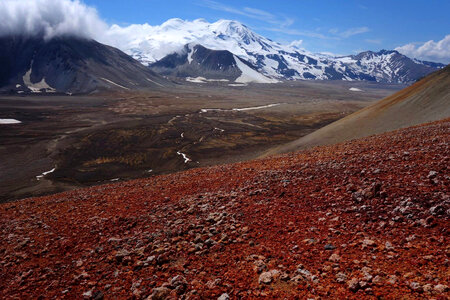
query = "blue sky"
(84, 0, 449, 62)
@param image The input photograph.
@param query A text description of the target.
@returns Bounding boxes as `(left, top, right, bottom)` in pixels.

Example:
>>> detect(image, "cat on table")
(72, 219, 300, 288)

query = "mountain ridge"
(149, 43, 277, 83)
(112, 18, 446, 84)
(0, 35, 170, 94)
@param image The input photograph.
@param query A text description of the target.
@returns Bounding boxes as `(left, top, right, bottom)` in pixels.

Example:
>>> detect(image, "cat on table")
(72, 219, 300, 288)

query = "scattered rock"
(434, 284, 448, 294)
(259, 270, 280, 284)
(329, 253, 340, 262)
(387, 275, 398, 284)
(324, 244, 335, 250)
(427, 171, 438, 179)
(347, 278, 360, 292)
(217, 293, 230, 300)
(336, 272, 347, 283)
(409, 281, 422, 292)
(149, 286, 171, 300)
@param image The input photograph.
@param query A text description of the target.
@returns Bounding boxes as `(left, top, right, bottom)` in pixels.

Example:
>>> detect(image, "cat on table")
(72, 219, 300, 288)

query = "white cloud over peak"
(0, 0, 108, 40)
(289, 39, 303, 48)
(395, 35, 450, 64)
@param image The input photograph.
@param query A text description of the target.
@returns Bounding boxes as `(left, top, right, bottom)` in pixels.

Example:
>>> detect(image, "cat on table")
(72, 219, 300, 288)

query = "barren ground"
(0, 119, 448, 299)
(0, 80, 402, 201)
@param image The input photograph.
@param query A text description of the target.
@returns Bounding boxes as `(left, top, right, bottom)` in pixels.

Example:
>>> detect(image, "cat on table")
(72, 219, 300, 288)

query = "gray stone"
(149, 287, 171, 300)
(218, 293, 230, 300)
(434, 284, 448, 294)
(259, 269, 280, 284)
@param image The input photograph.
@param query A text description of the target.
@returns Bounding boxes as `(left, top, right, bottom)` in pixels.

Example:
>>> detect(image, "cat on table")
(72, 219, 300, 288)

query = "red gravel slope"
(1, 119, 449, 299)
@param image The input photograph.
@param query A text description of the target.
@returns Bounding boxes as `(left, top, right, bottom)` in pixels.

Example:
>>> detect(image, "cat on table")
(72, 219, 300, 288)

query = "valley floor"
(0, 119, 448, 299)
(0, 80, 401, 202)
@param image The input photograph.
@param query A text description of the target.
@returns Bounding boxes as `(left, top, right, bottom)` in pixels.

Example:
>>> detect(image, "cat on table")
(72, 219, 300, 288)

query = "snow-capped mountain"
(108, 18, 446, 84)
(150, 44, 277, 84)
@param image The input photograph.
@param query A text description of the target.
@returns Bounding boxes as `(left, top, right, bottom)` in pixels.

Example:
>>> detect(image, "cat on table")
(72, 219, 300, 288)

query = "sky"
(1, 0, 449, 63)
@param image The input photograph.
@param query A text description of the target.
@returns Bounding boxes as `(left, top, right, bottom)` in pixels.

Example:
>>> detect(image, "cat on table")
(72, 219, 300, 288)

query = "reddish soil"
(1, 119, 449, 299)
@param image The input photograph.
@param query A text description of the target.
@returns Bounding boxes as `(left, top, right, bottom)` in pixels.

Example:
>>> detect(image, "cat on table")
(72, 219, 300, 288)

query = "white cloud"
(289, 39, 303, 48)
(0, 0, 108, 40)
(199, 0, 294, 28)
(265, 27, 334, 39)
(365, 39, 382, 44)
(339, 27, 369, 38)
(395, 35, 450, 63)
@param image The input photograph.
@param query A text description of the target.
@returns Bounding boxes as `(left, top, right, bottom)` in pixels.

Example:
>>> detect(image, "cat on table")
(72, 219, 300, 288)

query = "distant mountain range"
(0, 36, 169, 94)
(0, 19, 447, 93)
(116, 18, 445, 84)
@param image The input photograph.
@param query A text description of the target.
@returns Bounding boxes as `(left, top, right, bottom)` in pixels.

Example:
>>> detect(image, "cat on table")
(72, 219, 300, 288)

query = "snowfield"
(0, 119, 22, 124)
(349, 87, 363, 91)
(233, 55, 278, 84)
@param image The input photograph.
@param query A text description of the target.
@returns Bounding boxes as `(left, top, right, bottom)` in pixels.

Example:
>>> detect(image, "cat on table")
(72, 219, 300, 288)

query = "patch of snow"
(110, 178, 120, 182)
(234, 55, 278, 83)
(186, 77, 229, 83)
(16, 84, 21, 88)
(233, 103, 281, 111)
(100, 78, 130, 90)
(0, 119, 22, 124)
(200, 103, 282, 113)
(23, 66, 56, 93)
(206, 79, 229, 82)
(147, 169, 153, 173)
(36, 167, 56, 180)
(187, 44, 194, 64)
(146, 77, 165, 87)
(214, 127, 225, 132)
(186, 76, 207, 83)
(181, 132, 184, 138)
(228, 83, 248, 87)
(349, 87, 363, 92)
(177, 151, 192, 163)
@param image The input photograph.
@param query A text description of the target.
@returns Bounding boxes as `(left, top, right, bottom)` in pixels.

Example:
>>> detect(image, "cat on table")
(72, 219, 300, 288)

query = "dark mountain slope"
(0, 36, 169, 94)
(150, 43, 274, 83)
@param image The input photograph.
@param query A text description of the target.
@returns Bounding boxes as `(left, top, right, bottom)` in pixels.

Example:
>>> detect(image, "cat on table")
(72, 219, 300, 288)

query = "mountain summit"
(111, 18, 445, 84)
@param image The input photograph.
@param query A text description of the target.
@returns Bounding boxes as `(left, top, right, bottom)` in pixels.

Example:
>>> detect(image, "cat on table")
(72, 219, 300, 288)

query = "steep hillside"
(0, 36, 169, 94)
(266, 65, 450, 155)
(0, 119, 449, 299)
(150, 44, 277, 83)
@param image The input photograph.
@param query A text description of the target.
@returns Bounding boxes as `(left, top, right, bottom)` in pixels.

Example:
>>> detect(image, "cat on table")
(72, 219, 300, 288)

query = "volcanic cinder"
(0, 119, 448, 299)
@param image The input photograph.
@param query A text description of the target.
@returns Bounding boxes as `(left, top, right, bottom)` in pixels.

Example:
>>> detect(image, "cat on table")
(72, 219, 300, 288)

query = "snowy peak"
(335, 50, 446, 83)
(110, 18, 445, 84)
(211, 20, 257, 45)
(150, 43, 276, 84)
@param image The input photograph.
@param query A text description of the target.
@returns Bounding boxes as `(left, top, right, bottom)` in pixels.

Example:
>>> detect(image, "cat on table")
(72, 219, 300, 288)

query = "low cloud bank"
(0, 0, 108, 40)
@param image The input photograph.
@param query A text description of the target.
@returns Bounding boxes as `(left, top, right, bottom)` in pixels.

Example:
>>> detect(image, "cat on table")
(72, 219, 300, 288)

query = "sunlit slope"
(266, 65, 450, 155)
